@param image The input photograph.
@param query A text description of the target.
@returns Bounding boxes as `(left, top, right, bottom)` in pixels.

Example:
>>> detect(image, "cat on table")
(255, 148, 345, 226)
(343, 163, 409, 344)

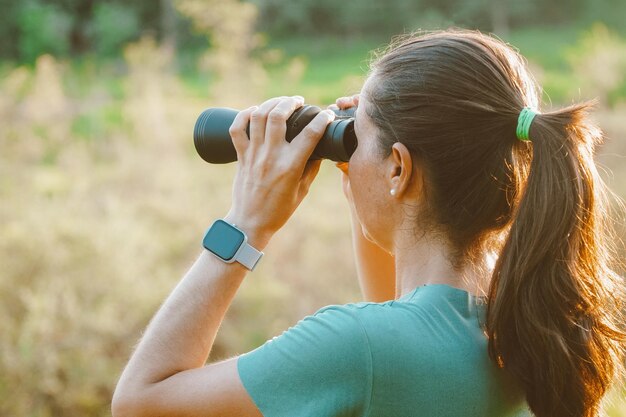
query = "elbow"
(113, 379, 166, 417)
(111, 388, 134, 417)
(112, 384, 148, 417)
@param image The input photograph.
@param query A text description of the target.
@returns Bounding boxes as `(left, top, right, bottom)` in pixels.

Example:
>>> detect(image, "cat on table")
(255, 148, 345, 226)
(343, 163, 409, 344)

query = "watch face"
(203, 220, 245, 261)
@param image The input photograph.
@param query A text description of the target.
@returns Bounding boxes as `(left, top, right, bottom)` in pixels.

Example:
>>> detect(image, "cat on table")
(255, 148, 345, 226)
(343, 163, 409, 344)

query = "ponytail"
(487, 101, 626, 417)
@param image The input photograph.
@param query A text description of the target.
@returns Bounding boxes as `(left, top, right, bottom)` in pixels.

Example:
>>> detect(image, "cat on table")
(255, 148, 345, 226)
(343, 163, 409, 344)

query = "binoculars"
(193, 105, 356, 163)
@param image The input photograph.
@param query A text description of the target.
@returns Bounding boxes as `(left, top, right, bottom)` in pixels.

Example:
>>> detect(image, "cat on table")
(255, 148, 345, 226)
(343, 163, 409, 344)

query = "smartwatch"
(202, 219, 263, 271)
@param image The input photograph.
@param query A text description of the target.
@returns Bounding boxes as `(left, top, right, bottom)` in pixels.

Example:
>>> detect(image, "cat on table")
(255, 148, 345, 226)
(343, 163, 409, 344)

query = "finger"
(298, 159, 322, 198)
(265, 96, 305, 146)
(327, 103, 340, 111)
(335, 97, 352, 110)
(249, 97, 284, 146)
(291, 109, 335, 163)
(229, 106, 257, 160)
(336, 94, 360, 110)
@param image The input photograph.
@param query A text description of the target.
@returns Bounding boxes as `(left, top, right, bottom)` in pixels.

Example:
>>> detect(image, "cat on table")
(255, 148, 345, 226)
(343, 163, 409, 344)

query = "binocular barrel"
(193, 105, 356, 163)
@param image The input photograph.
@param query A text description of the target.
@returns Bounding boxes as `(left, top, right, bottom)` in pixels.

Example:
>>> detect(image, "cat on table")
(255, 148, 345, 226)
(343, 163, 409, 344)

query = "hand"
(224, 96, 336, 248)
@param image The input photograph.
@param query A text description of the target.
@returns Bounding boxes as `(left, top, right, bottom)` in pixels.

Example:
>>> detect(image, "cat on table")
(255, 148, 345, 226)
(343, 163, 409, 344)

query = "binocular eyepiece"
(193, 105, 356, 163)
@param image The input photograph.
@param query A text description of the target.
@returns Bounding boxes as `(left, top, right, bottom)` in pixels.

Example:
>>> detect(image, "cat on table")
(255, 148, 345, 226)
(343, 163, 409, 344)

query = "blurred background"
(1, 0, 625, 415)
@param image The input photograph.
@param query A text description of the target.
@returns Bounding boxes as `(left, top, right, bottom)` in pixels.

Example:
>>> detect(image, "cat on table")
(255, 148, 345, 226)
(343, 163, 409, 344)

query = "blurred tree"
(161, 0, 178, 51)
(92, 2, 140, 57)
(4, 0, 191, 61)
(1, 0, 625, 61)
(581, 0, 626, 31)
(59, 0, 95, 55)
(249, 0, 625, 38)
(251, 0, 422, 37)
(0, 0, 21, 58)
(445, 0, 530, 36)
(17, 0, 72, 63)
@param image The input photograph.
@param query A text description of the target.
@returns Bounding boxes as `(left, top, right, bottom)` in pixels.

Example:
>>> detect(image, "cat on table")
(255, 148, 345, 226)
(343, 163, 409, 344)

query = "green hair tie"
(516, 107, 538, 142)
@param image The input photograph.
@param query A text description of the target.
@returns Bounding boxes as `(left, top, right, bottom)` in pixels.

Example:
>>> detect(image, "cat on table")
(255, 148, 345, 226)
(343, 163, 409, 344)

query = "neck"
(393, 231, 493, 299)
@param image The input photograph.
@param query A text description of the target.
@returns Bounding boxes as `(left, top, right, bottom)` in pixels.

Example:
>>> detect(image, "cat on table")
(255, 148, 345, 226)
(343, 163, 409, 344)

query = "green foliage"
(565, 24, 626, 106)
(92, 3, 140, 57)
(251, 0, 424, 37)
(17, 0, 72, 63)
(0, 0, 21, 58)
(250, 0, 625, 38)
(581, 0, 626, 32)
(2, 0, 626, 61)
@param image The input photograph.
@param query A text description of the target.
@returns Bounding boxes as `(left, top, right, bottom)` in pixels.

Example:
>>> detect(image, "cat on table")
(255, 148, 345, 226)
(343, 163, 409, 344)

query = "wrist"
(221, 214, 273, 251)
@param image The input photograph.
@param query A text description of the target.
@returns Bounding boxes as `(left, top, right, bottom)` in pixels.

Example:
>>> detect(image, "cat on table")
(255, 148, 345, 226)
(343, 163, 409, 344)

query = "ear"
(387, 142, 419, 199)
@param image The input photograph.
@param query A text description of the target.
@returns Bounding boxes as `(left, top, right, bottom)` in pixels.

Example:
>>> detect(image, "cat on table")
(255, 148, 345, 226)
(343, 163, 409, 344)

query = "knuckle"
(231, 113, 243, 125)
(250, 110, 265, 121)
(268, 109, 287, 122)
(312, 119, 326, 131)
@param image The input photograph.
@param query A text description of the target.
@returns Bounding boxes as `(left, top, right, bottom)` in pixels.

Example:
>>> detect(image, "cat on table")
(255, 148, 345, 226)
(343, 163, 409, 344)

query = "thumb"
(298, 159, 322, 198)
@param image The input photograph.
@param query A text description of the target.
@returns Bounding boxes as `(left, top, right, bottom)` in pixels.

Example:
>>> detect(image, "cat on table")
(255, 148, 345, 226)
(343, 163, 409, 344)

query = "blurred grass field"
(1, 23, 626, 416)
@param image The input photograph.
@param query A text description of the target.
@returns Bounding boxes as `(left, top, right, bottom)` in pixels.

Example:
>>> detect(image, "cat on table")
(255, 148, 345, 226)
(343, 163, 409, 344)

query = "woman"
(112, 29, 625, 417)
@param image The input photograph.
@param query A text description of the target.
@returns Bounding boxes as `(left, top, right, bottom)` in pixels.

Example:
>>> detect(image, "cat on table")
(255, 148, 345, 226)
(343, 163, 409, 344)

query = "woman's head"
(353, 29, 626, 417)
(353, 30, 539, 267)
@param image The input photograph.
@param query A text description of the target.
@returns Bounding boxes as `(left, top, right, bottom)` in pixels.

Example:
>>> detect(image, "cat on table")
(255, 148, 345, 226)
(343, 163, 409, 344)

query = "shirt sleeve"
(237, 304, 372, 417)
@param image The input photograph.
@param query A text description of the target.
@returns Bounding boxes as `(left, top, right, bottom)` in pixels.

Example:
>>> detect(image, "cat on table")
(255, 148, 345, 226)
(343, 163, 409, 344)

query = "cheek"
(348, 140, 377, 204)
(348, 159, 389, 245)
(347, 154, 372, 212)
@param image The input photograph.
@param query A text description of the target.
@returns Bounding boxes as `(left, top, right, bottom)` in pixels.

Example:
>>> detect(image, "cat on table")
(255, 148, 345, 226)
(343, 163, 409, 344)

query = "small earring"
(390, 188, 396, 196)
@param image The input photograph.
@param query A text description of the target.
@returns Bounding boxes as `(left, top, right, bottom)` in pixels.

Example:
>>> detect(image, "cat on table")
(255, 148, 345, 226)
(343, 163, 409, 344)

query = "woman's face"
(348, 77, 398, 252)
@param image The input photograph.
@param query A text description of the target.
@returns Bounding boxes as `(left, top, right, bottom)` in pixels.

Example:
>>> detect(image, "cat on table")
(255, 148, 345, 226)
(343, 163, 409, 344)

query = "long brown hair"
(364, 29, 626, 416)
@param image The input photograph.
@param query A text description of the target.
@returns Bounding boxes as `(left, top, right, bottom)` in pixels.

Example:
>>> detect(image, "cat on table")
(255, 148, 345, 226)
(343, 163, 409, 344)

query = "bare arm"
(333, 95, 396, 302)
(112, 96, 335, 417)
(112, 248, 265, 417)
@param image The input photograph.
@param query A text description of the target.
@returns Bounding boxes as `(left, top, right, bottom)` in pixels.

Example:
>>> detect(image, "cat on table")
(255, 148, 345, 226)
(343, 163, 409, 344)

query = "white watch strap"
(237, 242, 263, 271)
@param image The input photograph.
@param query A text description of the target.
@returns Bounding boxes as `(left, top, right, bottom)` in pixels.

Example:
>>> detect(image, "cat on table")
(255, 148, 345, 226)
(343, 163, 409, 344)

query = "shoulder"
(309, 302, 377, 327)
(315, 298, 407, 317)
(239, 302, 376, 368)
(237, 302, 375, 417)
(275, 303, 373, 350)
(305, 300, 409, 337)
(314, 298, 432, 331)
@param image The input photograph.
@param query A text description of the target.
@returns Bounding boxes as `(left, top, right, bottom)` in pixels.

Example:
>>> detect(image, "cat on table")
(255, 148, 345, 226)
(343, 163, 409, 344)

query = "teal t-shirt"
(237, 284, 531, 417)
